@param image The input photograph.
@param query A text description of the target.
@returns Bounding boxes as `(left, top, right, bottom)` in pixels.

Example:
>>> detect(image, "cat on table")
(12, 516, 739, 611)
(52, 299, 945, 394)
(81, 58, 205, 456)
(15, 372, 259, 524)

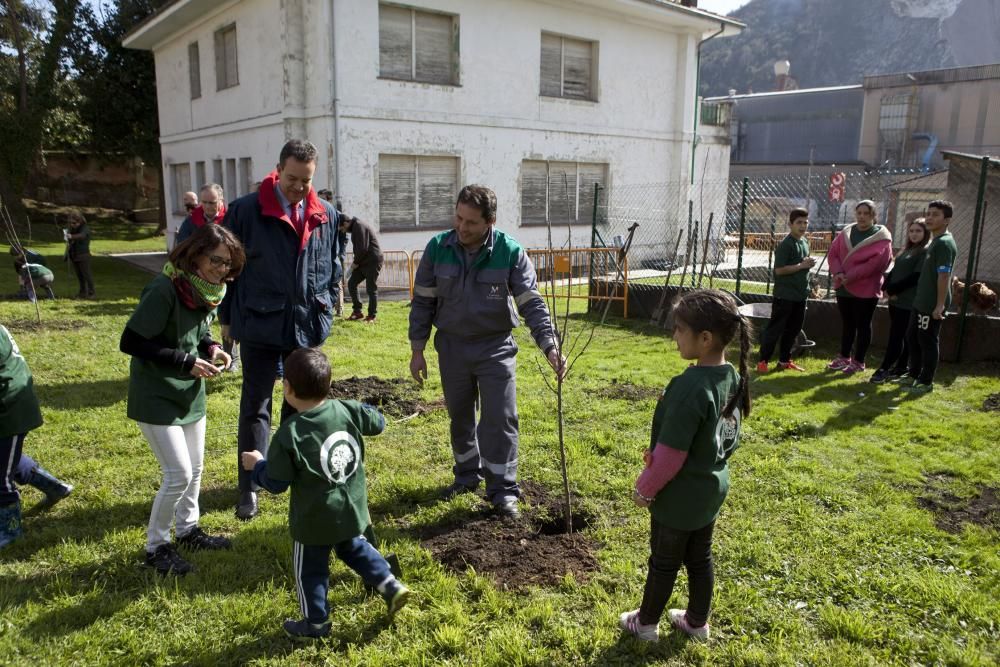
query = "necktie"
(290, 203, 302, 236)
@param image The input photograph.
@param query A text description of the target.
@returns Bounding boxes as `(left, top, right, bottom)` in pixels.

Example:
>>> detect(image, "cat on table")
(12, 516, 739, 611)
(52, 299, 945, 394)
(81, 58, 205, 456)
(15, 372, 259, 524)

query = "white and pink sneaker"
(827, 356, 851, 371)
(842, 360, 866, 374)
(668, 609, 710, 641)
(618, 609, 659, 642)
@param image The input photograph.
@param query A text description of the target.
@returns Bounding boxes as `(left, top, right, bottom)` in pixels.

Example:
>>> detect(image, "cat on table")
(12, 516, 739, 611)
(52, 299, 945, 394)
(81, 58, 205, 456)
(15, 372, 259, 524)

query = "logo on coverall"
(487, 284, 505, 300)
(319, 431, 361, 484)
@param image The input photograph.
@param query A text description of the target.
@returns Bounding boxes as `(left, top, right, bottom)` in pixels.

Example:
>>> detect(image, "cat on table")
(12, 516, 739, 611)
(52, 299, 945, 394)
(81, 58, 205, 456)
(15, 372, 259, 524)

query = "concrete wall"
(149, 0, 732, 250)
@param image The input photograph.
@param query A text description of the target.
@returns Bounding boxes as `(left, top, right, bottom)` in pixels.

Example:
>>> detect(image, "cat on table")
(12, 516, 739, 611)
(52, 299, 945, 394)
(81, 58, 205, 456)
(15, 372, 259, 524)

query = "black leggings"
(837, 296, 878, 364)
(877, 304, 911, 373)
(639, 518, 715, 627)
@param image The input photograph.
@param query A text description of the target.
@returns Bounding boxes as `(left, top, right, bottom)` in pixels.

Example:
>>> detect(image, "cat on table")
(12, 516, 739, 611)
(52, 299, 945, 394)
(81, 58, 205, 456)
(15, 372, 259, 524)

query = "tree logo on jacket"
(713, 409, 741, 463)
(319, 431, 360, 485)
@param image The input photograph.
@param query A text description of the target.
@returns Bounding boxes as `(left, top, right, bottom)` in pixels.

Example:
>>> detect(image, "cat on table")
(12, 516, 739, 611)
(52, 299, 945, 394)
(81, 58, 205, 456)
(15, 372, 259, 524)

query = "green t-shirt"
(126, 274, 214, 425)
(837, 224, 882, 297)
(772, 234, 810, 302)
(913, 232, 958, 314)
(648, 364, 742, 531)
(266, 399, 385, 546)
(24, 264, 53, 282)
(0, 325, 43, 438)
(886, 248, 923, 310)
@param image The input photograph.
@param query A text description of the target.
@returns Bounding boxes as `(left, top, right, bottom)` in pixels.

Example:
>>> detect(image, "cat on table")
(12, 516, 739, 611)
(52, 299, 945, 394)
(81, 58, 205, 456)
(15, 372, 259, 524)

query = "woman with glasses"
(120, 224, 245, 575)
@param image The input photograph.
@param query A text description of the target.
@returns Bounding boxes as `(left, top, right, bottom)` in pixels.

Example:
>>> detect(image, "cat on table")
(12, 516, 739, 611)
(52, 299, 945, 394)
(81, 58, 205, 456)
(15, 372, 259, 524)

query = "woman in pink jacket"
(826, 200, 893, 374)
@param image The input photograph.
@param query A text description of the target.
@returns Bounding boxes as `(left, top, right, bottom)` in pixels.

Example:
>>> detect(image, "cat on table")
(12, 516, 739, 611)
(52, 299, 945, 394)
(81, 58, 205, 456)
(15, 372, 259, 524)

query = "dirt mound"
(5, 319, 91, 333)
(418, 481, 599, 589)
(597, 379, 662, 401)
(918, 474, 1000, 534)
(982, 393, 1000, 412)
(328, 376, 444, 418)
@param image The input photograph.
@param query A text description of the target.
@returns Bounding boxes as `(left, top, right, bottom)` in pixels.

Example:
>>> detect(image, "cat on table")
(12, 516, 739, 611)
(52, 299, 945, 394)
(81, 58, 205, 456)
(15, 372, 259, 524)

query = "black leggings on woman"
(836, 295, 879, 364)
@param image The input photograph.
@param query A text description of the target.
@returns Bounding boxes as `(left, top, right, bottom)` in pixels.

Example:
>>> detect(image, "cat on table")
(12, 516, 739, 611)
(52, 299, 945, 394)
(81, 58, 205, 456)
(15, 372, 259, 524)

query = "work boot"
(25, 465, 74, 508)
(0, 500, 23, 549)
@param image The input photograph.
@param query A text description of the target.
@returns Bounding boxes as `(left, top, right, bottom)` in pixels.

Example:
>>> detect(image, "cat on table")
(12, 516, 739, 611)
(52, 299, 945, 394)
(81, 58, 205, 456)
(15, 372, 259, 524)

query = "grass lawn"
(1, 229, 998, 666)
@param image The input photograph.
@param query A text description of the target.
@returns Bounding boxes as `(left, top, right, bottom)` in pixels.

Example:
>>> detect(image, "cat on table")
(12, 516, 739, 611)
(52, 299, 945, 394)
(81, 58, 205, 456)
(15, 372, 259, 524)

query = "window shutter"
(548, 162, 577, 223)
(539, 34, 562, 97)
(188, 42, 201, 99)
(521, 161, 548, 224)
(417, 157, 456, 226)
(414, 11, 453, 84)
(379, 4, 413, 80)
(562, 38, 592, 100)
(379, 155, 417, 227)
(214, 30, 225, 90)
(224, 27, 238, 87)
(577, 163, 606, 222)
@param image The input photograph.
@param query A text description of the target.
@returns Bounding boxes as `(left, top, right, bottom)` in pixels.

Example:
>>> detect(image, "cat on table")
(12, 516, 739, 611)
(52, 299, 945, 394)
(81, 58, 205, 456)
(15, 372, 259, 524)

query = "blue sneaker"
(383, 580, 411, 619)
(282, 618, 331, 640)
(0, 501, 23, 550)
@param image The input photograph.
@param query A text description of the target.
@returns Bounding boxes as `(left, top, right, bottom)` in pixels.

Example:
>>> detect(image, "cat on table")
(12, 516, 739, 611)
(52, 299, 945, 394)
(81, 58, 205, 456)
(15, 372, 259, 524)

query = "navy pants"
(758, 298, 806, 363)
(237, 344, 298, 492)
(294, 536, 394, 624)
(435, 331, 520, 504)
(1, 434, 26, 506)
(639, 518, 716, 627)
(906, 309, 944, 384)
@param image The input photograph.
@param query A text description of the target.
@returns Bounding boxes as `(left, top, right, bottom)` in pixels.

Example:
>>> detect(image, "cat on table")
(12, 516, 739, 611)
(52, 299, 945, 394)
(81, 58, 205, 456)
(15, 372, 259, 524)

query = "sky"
(697, 0, 752, 16)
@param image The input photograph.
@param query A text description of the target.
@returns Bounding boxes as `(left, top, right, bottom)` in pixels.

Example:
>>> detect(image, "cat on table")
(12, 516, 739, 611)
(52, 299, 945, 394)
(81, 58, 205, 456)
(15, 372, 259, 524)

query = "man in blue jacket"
(222, 139, 342, 520)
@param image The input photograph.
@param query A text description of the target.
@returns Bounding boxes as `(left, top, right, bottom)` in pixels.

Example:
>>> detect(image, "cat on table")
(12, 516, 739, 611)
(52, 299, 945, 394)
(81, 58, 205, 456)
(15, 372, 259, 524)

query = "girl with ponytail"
(619, 289, 751, 643)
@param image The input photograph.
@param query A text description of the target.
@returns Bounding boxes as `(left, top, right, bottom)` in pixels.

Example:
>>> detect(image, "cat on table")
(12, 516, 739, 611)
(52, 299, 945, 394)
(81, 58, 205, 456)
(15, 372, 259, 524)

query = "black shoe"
(496, 499, 520, 521)
(869, 369, 890, 384)
(886, 367, 907, 380)
(236, 491, 258, 521)
(440, 482, 478, 500)
(283, 618, 331, 640)
(144, 543, 194, 575)
(177, 526, 232, 551)
(25, 466, 73, 507)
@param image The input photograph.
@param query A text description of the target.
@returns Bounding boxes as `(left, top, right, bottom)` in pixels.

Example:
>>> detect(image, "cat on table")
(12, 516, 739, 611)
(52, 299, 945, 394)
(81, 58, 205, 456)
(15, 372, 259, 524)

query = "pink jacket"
(828, 223, 893, 298)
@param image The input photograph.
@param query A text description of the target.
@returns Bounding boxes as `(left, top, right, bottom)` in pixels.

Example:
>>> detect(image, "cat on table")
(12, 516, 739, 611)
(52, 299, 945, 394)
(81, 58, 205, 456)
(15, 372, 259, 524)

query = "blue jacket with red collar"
(221, 173, 342, 349)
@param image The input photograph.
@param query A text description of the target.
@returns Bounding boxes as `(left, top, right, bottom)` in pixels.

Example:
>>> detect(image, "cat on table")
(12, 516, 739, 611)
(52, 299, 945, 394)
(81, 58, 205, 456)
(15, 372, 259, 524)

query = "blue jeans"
(639, 517, 716, 627)
(294, 536, 394, 624)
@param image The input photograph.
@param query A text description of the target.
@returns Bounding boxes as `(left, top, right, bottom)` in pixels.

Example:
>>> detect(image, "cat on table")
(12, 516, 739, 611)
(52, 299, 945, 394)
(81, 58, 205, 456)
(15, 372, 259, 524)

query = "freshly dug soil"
(918, 474, 1000, 534)
(5, 318, 91, 333)
(328, 376, 444, 418)
(596, 379, 662, 401)
(418, 481, 599, 589)
(982, 393, 1000, 412)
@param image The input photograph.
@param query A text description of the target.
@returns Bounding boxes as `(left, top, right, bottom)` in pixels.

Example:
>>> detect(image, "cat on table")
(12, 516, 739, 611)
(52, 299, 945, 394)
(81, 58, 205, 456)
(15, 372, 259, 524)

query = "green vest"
(649, 364, 741, 531)
(913, 232, 958, 314)
(266, 400, 384, 545)
(126, 274, 213, 425)
(0, 325, 43, 437)
(772, 235, 810, 302)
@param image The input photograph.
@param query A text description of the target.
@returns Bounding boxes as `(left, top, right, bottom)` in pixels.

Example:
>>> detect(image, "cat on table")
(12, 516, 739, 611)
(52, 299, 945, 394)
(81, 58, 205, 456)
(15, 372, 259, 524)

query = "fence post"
(765, 215, 776, 295)
(955, 156, 990, 362)
(735, 177, 748, 297)
(588, 182, 602, 311)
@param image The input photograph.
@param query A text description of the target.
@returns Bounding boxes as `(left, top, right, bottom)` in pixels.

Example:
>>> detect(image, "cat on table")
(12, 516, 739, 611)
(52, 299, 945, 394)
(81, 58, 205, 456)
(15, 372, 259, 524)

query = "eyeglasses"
(208, 255, 233, 269)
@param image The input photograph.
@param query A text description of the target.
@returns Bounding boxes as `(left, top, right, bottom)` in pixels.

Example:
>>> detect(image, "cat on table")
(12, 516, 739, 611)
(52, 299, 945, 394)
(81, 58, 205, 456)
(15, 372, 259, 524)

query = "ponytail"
(723, 313, 752, 419)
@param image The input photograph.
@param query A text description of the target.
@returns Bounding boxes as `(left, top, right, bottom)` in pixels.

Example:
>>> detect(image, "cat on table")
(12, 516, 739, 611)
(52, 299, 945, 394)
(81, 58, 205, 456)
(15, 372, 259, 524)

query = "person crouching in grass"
(241, 347, 410, 639)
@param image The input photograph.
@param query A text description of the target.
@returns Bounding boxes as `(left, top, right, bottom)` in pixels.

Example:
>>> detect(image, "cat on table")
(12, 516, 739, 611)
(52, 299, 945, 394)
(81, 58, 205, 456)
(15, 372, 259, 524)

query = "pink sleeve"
(827, 233, 845, 275)
(636, 443, 689, 499)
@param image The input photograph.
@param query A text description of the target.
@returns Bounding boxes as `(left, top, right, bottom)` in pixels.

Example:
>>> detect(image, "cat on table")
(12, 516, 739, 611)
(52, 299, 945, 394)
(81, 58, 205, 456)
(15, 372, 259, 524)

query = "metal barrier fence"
(526, 247, 629, 318)
(344, 250, 413, 298)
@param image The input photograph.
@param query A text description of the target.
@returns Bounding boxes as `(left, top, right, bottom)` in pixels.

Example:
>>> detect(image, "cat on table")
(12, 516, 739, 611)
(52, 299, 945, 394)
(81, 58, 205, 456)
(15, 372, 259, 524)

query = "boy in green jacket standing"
(241, 347, 409, 639)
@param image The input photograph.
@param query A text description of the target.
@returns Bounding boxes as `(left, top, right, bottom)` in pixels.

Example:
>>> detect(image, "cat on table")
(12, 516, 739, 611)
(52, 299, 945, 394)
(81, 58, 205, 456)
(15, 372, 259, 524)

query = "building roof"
(125, 0, 743, 51)
(705, 84, 862, 103)
(942, 151, 1000, 168)
(863, 63, 1000, 90)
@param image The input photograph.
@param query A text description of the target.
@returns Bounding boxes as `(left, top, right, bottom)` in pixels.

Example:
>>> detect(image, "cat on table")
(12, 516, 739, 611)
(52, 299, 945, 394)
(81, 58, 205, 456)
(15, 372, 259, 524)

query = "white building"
(124, 0, 741, 250)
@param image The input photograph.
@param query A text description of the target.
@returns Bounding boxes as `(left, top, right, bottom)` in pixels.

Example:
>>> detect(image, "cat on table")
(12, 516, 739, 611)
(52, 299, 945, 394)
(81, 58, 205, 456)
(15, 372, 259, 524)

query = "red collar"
(257, 172, 330, 251)
(190, 203, 227, 228)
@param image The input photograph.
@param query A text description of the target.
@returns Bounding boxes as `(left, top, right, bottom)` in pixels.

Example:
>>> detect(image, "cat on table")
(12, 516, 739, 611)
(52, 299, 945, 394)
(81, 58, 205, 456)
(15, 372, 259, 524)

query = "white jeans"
(138, 418, 206, 552)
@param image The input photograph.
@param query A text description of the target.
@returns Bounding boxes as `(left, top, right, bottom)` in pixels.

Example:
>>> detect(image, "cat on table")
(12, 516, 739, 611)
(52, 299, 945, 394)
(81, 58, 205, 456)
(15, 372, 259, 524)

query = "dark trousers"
(906, 310, 944, 384)
(877, 304, 911, 373)
(836, 295, 878, 364)
(639, 518, 715, 627)
(294, 536, 393, 624)
(758, 298, 806, 363)
(71, 257, 95, 296)
(348, 264, 381, 316)
(1, 434, 26, 506)
(237, 344, 298, 492)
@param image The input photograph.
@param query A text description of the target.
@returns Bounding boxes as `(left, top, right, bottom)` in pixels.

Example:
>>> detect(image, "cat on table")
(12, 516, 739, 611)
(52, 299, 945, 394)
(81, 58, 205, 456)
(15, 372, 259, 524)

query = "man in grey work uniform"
(409, 184, 564, 519)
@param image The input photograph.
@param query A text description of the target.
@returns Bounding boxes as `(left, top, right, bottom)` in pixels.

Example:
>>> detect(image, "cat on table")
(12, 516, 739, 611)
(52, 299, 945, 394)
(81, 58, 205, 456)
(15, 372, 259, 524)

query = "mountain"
(700, 0, 1000, 96)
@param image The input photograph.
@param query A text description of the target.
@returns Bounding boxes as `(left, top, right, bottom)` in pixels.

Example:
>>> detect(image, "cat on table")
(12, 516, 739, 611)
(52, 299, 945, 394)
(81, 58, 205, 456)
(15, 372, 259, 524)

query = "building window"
(379, 4, 458, 85)
(214, 24, 239, 90)
(212, 159, 224, 187)
(238, 157, 252, 197)
(195, 161, 206, 190)
(170, 163, 192, 214)
(225, 159, 237, 198)
(521, 160, 607, 225)
(540, 33, 596, 101)
(378, 155, 458, 229)
(188, 42, 201, 99)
